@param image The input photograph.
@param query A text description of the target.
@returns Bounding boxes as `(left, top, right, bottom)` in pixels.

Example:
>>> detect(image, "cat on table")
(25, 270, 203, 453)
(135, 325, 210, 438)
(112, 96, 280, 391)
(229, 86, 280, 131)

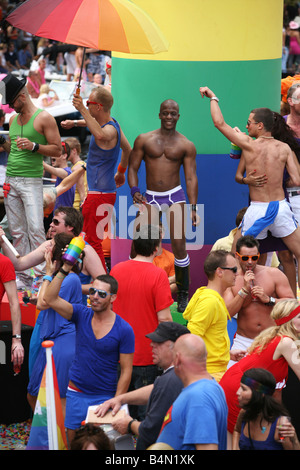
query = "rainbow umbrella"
(6, 0, 169, 55)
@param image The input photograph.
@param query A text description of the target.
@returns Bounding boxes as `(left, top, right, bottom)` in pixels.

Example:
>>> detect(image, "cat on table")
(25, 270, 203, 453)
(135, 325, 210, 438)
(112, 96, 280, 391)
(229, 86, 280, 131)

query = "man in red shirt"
(110, 224, 173, 420)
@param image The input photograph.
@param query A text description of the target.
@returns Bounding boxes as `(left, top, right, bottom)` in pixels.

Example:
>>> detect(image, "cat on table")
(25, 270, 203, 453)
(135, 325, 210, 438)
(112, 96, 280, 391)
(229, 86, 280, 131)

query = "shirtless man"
(224, 235, 294, 367)
(200, 86, 300, 288)
(128, 99, 198, 312)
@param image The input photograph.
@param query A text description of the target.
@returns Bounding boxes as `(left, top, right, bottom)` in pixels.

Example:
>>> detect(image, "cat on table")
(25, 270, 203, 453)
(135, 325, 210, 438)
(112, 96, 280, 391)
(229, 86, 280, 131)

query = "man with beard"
(223, 235, 294, 367)
(44, 272, 134, 447)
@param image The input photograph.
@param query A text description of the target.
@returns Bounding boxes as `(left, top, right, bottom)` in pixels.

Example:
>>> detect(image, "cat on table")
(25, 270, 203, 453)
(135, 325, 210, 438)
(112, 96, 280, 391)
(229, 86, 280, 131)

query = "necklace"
(258, 136, 274, 139)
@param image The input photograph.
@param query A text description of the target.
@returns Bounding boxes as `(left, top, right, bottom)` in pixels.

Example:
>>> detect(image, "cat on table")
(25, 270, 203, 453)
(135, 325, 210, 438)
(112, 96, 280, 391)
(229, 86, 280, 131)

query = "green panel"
(111, 58, 281, 154)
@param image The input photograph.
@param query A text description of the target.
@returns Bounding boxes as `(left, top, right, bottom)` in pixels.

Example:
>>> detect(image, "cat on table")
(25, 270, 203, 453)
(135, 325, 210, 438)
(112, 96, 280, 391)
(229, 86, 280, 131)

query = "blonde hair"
(40, 84, 50, 94)
(92, 85, 113, 112)
(248, 299, 300, 355)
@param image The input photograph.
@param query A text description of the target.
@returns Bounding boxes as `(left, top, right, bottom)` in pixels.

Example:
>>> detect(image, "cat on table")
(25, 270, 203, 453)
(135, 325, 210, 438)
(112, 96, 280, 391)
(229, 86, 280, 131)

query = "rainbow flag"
(26, 344, 67, 450)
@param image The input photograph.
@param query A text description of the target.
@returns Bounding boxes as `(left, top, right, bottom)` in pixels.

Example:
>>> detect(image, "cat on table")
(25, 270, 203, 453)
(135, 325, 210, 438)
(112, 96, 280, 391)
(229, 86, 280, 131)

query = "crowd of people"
(0, 1, 299, 452)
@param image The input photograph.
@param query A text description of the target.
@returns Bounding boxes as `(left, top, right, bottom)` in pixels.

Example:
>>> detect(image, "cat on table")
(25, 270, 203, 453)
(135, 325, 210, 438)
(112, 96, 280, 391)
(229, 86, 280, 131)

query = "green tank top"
(7, 109, 48, 177)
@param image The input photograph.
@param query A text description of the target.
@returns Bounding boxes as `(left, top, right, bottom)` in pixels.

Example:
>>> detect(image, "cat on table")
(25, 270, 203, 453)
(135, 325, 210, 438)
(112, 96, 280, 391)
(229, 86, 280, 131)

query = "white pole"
(43, 341, 58, 451)
(2, 234, 20, 258)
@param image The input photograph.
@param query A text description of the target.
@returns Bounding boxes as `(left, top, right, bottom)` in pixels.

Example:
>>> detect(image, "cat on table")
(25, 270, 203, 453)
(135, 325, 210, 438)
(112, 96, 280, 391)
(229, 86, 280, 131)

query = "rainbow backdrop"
(26, 355, 67, 450)
(111, 0, 283, 291)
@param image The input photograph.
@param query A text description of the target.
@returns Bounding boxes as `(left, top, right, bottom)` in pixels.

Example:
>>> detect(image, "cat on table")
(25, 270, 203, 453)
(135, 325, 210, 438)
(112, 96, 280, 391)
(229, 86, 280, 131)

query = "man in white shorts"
(200, 86, 300, 289)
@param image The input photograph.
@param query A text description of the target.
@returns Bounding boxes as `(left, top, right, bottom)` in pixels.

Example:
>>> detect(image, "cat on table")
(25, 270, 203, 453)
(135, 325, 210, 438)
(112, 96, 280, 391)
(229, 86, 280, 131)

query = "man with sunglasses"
(43, 272, 134, 446)
(61, 85, 131, 272)
(200, 86, 300, 292)
(0, 74, 61, 289)
(183, 249, 240, 382)
(223, 235, 294, 368)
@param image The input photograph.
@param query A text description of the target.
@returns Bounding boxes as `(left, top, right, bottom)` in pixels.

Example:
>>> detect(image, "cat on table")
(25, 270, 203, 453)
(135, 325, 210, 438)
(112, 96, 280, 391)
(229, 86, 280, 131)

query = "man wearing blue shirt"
(44, 270, 135, 447)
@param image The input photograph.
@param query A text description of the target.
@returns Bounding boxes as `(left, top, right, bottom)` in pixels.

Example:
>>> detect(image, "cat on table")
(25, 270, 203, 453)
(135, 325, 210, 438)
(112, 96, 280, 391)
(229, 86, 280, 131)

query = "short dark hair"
(54, 206, 83, 236)
(251, 107, 274, 132)
(132, 225, 161, 257)
(95, 274, 118, 294)
(236, 235, 260, 253)
(61, 141, 70, 158)
(204, 250, 235, 280)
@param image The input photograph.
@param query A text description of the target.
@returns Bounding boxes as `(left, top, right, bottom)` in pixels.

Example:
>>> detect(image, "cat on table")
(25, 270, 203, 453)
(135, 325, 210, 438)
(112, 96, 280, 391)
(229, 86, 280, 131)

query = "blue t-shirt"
(54, 166, 75, 210)
(157, 379, 228, 450)
(69, 305, 135, 394)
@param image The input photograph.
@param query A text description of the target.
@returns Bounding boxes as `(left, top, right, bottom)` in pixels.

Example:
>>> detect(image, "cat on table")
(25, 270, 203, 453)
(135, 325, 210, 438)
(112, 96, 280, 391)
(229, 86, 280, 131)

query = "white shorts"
(287, 189, 300, 225)
(241, 199, 297, 239)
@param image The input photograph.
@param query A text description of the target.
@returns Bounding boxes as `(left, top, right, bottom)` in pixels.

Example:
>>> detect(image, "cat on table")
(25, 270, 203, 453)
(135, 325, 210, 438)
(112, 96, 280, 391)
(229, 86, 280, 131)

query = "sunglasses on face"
(52, 218, 62, 226)
(86, 101, 103, 107)
(220, 266, 238, 273)
(88, 287, 112, 298)
(236, 252, 260, 262)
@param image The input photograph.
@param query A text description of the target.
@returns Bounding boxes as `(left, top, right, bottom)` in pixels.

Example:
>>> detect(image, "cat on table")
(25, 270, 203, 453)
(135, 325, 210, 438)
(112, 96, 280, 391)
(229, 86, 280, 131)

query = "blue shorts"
(145, 185, 186, 211)
(65, 388, 114, 430)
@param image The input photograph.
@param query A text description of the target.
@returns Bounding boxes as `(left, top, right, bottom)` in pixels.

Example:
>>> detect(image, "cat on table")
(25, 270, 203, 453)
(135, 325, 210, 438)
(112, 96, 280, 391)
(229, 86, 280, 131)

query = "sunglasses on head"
(220, 266, 238, 273)
(88, 287, 112, 298)
(236, 252, 260, 262)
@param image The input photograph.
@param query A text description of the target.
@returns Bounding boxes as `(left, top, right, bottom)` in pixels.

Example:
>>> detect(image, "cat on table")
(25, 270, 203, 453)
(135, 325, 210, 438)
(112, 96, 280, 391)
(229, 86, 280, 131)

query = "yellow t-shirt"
(183, 287, 230, 375)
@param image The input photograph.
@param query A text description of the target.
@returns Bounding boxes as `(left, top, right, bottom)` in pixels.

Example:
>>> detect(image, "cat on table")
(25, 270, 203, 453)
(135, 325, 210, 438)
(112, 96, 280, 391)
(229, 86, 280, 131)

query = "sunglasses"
(246, 120, 259, 126)
(51, 218, 62, 226)
(88, 287, 112, 298)
(236, 252, 260, 262)
(86, 101, 103, 107)
(220, 266, 238, 273)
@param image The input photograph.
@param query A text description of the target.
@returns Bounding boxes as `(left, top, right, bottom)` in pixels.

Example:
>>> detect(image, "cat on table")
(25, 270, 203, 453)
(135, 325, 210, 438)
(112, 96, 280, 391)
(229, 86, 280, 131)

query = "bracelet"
(191, 204, 198, 212)
(0, 135, 6, 145)
(74, 120, 78, 127)
(241, 287, 249, 294)
(210, 96, 219, 102)
(130, 186, 140, 198)
(81, 164, 86, 171)
(12, 334, 21, 339)
(241, 177, 246, 184)
(43, 275, 53, 282)
(59, 267, 69, 276)
(238, 289, 248, 299)
(127, 418, 137, 435)
(32, 142, 39, 153)
(118, 163, 127, 174)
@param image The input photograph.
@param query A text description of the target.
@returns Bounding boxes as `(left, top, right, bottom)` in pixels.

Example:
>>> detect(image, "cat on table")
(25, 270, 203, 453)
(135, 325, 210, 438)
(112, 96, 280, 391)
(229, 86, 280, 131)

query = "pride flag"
(26, 341, 67, 450)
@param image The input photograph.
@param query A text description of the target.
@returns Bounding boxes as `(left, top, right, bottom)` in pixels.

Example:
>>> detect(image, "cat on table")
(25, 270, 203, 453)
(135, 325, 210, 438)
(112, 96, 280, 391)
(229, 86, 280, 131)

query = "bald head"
(160, 99, 179, 113)
(174, 334, 207, 364)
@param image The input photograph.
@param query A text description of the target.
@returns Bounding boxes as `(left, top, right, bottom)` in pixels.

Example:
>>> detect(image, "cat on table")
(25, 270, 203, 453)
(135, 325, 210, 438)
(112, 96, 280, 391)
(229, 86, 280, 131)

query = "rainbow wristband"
(117, 163, 127, 174)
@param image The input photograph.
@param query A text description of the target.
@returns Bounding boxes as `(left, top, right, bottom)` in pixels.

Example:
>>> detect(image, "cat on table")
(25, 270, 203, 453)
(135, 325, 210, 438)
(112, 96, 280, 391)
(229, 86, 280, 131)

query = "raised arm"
(199, 86, 252, 150)
(43, 252, 74, 320)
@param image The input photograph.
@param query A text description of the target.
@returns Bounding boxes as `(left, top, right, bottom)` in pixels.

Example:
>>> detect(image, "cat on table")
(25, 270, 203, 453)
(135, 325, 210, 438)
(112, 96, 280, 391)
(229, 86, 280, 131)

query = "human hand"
(112, 415, 132, 435)
(95, 397, 122, 417)
(72, 93, 84, 112)
(114, 171, 125, 188)
(60, 120, 74, 129)
(199, 86, 215, 99)
(11, 341, 24, 367)
(245, 169, 268, 187)
(15, 137, 33, 151)
(230, 349, 246, 362)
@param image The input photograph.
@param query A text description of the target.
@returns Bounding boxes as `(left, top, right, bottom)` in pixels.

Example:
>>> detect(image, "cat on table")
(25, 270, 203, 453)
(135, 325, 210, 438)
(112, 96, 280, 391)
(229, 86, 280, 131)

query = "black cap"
(146, 321, 190, 343)
(0, 74, 27, 105)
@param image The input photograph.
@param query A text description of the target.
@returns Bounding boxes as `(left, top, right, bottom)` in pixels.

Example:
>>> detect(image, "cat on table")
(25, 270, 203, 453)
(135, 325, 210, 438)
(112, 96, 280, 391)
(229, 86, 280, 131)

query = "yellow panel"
(113, 0, 283, 61)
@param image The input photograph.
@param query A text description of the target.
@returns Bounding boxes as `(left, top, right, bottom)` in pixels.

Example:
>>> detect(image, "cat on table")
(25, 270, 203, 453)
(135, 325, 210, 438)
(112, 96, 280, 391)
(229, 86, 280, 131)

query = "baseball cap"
(146, 321, 190, 343)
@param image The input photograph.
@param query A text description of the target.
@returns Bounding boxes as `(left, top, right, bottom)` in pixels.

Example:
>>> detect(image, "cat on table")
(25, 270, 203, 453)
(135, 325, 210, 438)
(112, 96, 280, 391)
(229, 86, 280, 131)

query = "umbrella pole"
(76, 47, 86, 95)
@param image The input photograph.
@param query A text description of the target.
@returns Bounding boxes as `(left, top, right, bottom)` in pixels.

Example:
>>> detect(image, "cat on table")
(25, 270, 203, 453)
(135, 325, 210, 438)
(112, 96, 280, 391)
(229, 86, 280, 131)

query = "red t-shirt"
(110, 260, 173, 366)
(0, 252, 16, 301)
